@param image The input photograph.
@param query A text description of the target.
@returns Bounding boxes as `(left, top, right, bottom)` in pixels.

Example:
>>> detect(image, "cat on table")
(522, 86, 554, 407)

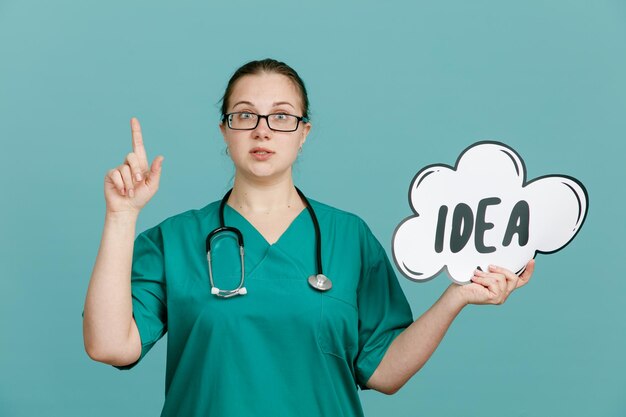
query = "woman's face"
(219, 72, 311, 183)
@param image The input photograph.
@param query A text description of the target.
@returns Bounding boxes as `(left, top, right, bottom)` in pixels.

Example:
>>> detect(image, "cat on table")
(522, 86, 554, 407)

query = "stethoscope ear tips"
(211, 286, 247, 297)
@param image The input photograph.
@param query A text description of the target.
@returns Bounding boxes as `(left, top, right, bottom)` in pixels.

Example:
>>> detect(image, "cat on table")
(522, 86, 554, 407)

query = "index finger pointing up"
(131, 117, 149, 170)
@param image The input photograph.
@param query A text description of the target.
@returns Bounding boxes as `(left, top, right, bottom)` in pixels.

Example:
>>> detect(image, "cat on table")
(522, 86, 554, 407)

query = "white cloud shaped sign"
(392, 141, 588, 284)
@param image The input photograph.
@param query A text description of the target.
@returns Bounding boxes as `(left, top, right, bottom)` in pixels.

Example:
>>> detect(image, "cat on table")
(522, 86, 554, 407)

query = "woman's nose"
(252, 116, 272, 139)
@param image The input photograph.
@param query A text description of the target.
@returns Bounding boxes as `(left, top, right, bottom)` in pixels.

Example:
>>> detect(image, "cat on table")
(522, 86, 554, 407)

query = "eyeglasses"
(223, 112, 309, 132)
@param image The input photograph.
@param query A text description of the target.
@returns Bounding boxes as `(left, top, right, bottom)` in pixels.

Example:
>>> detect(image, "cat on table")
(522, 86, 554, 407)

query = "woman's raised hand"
(104, 118, 164, 214)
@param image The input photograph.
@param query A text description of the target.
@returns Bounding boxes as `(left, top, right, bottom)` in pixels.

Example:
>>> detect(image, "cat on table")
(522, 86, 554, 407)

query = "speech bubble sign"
(392, 141, 588, 284)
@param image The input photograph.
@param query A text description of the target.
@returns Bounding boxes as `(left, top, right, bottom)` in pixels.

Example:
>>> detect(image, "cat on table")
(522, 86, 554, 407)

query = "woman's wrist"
(105, 209, 140, 225)
(441, 283, 470, 313)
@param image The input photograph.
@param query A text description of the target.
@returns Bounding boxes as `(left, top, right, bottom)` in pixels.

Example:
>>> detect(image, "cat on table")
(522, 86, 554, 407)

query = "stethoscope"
(205, 187, 332, 298)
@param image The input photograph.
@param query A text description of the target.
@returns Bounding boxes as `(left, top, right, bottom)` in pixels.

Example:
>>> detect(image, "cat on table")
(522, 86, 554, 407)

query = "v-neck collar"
(223, 204, 309, 248)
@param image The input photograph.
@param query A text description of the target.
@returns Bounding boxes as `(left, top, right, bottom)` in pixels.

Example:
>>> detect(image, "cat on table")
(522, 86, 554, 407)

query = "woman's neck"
(228, 172, 303, 214)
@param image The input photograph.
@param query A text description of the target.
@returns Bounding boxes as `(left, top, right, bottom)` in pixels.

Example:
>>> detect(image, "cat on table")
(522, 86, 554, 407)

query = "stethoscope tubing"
(205, 187, 330, 297)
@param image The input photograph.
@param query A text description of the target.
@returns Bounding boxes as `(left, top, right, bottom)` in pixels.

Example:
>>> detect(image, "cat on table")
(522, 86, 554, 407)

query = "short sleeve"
(113, 226, 168, 370)
(354, 229, 414, 390)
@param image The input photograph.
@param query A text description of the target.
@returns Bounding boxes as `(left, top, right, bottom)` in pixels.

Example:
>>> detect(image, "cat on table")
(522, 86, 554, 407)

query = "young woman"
(83, 58, 534, 417)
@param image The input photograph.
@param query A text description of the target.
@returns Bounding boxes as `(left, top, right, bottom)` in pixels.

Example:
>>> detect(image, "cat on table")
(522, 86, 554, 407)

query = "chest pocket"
(318, 288, 359, 361)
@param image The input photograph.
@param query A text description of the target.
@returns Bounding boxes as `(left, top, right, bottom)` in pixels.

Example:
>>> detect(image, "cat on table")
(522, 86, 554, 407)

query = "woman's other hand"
(453, 259, 535, 306)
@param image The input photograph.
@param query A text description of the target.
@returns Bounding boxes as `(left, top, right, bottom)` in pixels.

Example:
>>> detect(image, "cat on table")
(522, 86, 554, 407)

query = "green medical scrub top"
(106, 198, 414, 417)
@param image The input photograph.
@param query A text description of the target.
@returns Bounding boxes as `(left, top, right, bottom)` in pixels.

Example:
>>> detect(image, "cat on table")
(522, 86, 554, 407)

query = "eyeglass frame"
(222, 111, 310, 132)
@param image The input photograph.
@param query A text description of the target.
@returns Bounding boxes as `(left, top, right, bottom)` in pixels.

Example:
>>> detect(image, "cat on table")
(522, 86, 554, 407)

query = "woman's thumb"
(146, 155, 164, 188)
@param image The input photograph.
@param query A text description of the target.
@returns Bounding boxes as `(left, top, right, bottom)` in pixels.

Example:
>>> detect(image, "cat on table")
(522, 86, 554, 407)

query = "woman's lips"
(250, 147, 274, 161)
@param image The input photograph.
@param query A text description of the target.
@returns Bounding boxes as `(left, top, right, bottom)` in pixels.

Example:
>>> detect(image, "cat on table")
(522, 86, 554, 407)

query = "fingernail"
(129, 188, 134, 198)
(136, 173, 142, 181)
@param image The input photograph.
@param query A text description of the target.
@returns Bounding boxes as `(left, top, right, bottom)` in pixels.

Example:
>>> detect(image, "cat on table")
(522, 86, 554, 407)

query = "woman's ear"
(219, 122, 231, 155)
(300, 122, 311, 148)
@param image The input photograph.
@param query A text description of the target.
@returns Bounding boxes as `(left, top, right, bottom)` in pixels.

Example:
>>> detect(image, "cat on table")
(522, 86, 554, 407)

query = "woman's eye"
(239, 112, 253, 119)
(272, 114, 288, 120)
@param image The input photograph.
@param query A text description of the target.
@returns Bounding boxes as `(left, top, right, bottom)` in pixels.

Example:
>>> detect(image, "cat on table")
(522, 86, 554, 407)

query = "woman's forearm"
(82, 211, 139, 363)
(368, 260, 535, 394)
(367, 285, 467, 394)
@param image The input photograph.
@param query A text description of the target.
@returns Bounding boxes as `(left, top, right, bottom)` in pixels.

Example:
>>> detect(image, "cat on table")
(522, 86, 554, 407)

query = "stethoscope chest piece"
(308, 274, 332, 291)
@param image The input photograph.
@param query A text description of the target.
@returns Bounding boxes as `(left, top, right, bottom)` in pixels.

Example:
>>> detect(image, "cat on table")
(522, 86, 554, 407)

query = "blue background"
(1, 0, 625, 416)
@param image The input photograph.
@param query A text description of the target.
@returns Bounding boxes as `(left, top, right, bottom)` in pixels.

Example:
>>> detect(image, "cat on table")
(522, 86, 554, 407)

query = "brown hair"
(220, 58, 310, 120)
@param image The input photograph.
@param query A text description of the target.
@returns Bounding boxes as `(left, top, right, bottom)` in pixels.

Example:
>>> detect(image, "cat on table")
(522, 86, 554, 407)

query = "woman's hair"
(220, 58, 310, 120)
